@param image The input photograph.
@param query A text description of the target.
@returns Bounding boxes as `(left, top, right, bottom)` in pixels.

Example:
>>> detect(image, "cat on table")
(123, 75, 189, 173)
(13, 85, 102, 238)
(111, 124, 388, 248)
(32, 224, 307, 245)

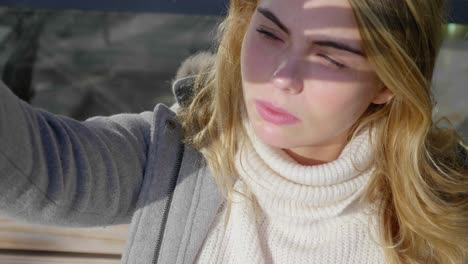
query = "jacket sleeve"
(0, 82, 153, 227)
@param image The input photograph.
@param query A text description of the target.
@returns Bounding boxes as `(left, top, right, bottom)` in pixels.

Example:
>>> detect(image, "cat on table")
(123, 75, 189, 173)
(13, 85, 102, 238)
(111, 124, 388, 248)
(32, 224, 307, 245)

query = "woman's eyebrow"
(313, 40, 364, 57)
(257, 7, 290, 34)
(257, 7, 364, 57)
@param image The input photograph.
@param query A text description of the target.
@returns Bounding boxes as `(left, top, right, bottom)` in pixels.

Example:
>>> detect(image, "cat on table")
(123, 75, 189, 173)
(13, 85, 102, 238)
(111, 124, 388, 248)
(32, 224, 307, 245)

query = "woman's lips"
(255, 100, 300, 125)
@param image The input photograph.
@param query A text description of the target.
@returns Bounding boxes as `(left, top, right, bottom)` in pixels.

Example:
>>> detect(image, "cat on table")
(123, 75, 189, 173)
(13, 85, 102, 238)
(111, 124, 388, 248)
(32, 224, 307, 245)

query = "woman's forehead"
(258, 0, 353, 11)
(257, 0, 356, 26)
(256, 0, 362, 46)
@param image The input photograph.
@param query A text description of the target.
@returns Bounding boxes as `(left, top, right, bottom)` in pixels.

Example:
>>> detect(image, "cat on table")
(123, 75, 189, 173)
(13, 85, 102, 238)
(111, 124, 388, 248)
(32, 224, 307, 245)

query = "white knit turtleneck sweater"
(196, 125, 385, 263)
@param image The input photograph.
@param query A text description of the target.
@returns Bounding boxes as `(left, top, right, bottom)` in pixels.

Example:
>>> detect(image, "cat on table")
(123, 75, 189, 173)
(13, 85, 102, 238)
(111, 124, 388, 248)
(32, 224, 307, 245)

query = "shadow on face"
(241, 0, 378, 85)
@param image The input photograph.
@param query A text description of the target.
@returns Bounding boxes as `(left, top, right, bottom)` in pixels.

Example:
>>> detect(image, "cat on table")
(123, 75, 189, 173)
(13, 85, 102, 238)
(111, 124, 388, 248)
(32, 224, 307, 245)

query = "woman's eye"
(256, 28, 282, 42)
(254, 28, 346, 69)
(316, 53, 346, 69)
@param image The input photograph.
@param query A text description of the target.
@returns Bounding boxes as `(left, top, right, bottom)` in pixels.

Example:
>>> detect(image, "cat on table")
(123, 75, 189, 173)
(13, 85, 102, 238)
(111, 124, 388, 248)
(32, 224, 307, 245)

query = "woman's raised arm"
(0, 81, 154, 227)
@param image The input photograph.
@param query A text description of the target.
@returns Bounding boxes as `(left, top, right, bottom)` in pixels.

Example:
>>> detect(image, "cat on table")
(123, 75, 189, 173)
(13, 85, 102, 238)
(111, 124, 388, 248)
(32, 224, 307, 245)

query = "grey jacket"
(0, 81, 224, 263)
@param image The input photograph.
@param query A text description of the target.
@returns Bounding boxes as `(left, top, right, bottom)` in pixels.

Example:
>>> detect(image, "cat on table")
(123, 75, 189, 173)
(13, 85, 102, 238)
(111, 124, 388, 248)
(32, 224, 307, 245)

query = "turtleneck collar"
(234, 122, 376, 222)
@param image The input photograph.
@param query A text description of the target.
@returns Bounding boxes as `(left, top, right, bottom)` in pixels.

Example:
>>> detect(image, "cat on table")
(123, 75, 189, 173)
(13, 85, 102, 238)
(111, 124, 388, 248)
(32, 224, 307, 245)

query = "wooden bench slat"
(0, 253, 120, 264)
(0, 217, 128, 255)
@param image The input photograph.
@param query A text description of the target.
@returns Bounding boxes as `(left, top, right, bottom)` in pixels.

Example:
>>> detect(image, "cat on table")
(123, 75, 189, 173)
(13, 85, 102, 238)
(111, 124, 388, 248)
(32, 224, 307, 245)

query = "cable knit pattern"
(196, 124, 385, 263)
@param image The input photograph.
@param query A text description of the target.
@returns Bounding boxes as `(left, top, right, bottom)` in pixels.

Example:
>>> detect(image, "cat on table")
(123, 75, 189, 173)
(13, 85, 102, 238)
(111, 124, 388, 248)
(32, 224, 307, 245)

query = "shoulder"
(151, 104, 182, 137)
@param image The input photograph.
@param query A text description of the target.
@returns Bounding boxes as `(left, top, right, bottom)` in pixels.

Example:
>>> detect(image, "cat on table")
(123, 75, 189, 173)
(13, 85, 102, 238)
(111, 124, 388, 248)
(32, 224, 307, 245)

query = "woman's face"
(241, 0, 392, 164)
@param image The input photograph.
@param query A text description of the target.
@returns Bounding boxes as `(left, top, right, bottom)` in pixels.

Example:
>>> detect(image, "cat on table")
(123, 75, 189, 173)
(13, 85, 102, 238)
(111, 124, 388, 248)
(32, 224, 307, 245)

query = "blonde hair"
(177, 0, 468, 263)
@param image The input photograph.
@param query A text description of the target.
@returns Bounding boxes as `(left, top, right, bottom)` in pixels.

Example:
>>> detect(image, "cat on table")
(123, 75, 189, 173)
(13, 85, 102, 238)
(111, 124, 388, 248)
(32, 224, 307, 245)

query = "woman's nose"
(271, 58, 304, 94)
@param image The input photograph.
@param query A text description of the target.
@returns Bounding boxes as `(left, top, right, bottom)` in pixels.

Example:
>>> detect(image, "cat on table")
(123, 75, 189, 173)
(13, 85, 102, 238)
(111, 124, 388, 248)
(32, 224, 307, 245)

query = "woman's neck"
(282, 134, 349, 166)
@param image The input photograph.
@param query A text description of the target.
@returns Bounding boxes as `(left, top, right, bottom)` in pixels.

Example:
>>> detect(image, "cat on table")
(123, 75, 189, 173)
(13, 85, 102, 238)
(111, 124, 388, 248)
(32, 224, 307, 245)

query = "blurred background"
(434, 23, 468, 141)
(0, 6, 221, 120)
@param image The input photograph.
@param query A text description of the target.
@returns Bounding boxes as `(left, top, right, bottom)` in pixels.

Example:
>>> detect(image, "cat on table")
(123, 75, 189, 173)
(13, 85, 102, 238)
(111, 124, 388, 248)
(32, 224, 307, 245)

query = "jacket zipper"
(152, 142, 185, 264)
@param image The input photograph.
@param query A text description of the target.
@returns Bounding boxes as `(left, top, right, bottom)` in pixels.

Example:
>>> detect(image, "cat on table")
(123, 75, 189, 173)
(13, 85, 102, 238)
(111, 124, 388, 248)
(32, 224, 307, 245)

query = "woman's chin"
(250, 120, 297, 149)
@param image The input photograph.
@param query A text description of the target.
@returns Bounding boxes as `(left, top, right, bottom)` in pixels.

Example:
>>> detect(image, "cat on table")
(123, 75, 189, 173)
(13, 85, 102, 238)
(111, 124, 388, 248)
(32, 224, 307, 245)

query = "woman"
(0, 0, 466, 263)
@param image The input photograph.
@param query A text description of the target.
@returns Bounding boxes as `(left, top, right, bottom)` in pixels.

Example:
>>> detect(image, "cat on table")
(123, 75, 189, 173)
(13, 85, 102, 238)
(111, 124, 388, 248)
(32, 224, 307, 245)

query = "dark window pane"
(0, 7, 220, 119)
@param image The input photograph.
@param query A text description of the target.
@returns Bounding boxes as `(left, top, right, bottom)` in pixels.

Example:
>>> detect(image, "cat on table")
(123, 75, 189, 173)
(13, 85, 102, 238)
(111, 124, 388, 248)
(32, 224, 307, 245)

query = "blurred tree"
(2, 10, 50, 102)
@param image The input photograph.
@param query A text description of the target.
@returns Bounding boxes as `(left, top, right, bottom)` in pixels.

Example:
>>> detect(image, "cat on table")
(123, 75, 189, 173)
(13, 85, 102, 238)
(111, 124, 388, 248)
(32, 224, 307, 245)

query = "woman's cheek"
(304, 86, 359, 120)
(242, 37, 277, 81)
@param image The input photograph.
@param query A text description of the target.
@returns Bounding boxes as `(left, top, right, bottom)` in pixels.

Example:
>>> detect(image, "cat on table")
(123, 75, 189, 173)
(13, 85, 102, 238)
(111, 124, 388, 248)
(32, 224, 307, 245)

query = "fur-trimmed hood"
(171, 51, 215, 110)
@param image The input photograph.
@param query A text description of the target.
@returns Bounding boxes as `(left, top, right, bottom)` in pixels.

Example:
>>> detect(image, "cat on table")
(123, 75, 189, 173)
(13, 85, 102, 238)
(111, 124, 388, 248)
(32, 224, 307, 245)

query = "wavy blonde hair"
(177, 0, 468, 263)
